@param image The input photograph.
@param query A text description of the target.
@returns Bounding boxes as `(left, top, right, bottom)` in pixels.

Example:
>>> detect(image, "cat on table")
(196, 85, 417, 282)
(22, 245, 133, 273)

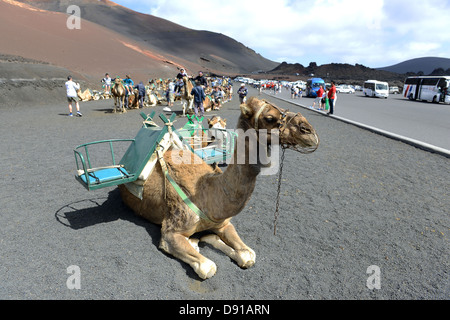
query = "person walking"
(135, 81, 146, 109)
(237, 83, 248, 104)
(65, 76, 82, 117)
(327, 81, 337, 115)
(190, 80, 206, 117)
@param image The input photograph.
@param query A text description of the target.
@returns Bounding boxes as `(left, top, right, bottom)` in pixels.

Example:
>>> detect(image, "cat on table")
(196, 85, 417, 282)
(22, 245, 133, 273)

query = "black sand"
(0, 85, 448, 300)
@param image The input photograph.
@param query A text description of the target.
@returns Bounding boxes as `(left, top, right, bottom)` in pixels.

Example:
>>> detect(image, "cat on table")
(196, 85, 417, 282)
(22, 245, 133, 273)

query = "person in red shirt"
(327, 81, 337, 115)
(312, 85, 325, 109)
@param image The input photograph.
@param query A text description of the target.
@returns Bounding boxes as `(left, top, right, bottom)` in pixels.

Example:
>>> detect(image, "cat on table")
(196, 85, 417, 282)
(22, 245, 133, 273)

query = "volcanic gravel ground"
(0, 85, 448, 300)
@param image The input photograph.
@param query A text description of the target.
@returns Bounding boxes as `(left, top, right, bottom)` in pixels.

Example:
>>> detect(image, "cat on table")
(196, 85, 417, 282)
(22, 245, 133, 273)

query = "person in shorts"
(65, 76, 82, 117)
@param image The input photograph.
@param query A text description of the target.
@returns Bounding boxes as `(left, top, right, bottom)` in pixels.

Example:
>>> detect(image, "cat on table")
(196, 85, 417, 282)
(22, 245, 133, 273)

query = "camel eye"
(264, 116, 276, 123)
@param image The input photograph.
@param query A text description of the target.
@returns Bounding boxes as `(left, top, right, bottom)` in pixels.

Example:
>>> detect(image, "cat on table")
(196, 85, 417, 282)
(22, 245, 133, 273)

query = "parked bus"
(363, 80, 389, 98)
(306, 78, 326, 97)
(403, 76, 450, 104)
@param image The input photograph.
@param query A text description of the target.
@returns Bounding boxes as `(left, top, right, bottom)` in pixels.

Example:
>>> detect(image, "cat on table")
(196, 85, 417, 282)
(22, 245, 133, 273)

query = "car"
(389, 86, 400, 94)
(336, 84, 355, 94)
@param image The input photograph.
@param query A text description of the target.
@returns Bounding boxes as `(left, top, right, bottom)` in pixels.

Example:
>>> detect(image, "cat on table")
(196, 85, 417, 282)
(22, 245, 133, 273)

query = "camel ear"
(240, 103, 253, 119)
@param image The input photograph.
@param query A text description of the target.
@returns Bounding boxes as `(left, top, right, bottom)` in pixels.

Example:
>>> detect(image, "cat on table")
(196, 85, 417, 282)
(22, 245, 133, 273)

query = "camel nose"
(299, 123, 313, 135)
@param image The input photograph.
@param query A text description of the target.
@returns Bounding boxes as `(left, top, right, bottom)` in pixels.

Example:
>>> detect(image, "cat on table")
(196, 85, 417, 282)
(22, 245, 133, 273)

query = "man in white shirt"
(65, 76, 82, 117)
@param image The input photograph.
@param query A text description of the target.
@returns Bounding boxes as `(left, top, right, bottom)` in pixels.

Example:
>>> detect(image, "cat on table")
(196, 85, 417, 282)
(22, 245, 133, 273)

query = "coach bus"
(363, 80, 389, 98)
(306, 78, 326, 97)
(403, 76, 450, 104)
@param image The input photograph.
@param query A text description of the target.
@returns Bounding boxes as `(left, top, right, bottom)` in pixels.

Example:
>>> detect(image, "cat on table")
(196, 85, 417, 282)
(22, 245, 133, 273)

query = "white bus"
(403, 76, 450, 104)
(363, 80, 389, 98)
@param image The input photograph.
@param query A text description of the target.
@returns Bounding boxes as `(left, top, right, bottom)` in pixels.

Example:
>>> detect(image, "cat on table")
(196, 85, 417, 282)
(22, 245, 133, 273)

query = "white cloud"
(113, 0, 450, 67)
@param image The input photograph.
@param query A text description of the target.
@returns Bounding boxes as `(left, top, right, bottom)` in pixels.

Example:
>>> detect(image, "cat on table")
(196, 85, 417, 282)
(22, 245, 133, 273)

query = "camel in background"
(181, 76, 194, 117)
(111, 78, 126, 113)
(77, 88, 93, 102)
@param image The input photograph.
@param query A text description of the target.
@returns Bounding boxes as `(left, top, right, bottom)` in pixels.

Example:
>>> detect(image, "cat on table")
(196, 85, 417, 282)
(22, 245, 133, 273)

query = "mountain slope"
(376, 57, 450, 75)
(15, 0, 278, 75)
(0, 0, 193, 83)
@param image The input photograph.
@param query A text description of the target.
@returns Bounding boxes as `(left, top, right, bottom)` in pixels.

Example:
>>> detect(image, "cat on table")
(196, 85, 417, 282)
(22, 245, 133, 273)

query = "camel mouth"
(284, 131, 320, 154)
(280, 114, 320, 154)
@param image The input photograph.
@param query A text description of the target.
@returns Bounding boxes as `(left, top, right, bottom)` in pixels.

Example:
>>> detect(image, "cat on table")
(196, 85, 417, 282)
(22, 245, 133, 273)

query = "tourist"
(194, 71, 208, 88)
(134, 81, 146, 109)
(101, 73, 112, 94)
(123, 75, 134, 108)
(190, 80, 206, 117)
(167, 79, 175, 109)
(312, 85, 324, 109)
(327, 81, 337, 115)
(65, 76, 82, 117)
(175, 68, 187, 93)
(237, 83, 248, 104)
(212, 86, 224, 110)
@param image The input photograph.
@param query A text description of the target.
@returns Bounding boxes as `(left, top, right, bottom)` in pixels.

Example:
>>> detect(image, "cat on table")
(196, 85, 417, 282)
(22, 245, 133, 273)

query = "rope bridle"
(253, 100, 312, 235)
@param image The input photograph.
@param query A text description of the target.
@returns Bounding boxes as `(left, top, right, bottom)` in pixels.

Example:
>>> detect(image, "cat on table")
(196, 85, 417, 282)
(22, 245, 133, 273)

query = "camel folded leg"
(201, 224, 255, 269)
(159, 232, 217, 280)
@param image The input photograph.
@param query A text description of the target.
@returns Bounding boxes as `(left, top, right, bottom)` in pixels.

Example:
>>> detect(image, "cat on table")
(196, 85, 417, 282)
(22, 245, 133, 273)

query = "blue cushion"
(194, 148, 224, 159)
(80, 167, 130, 185)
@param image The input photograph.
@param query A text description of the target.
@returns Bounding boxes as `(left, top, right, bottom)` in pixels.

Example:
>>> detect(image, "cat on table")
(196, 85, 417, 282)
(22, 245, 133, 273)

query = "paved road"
(264, 88, 450, 151)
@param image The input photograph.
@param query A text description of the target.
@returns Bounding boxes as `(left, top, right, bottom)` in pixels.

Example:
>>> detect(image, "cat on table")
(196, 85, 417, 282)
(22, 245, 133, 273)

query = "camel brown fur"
(77, 88, 93, 102)
(127, 89, 140, 109)
(118, 97, 319, 279)
(181, 76, 194, 117)
(111, 78, 126, 113)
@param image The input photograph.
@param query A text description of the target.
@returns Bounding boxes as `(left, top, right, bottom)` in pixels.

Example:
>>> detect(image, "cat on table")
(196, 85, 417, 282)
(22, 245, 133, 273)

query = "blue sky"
(112, 0, 450, 68)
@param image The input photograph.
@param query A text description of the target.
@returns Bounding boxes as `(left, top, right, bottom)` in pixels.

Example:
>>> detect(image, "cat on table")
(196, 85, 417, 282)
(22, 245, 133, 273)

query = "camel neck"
(207, 118, 265, 221)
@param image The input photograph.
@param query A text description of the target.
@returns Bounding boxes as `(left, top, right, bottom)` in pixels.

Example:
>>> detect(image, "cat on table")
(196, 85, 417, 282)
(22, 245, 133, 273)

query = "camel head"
(207, 116, 227, 129)
(239, 97, 319, 154)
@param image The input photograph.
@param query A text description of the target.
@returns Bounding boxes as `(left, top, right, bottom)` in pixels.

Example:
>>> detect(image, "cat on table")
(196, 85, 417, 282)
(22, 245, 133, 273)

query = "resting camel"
(118, 97, 319, 279)
(77, 88, 93, 102)
(127, 89, 140, 109)
(111, 78, 126, 113)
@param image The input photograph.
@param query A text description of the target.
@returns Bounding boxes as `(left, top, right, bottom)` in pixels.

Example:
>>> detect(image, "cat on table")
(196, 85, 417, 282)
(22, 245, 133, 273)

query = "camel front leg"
(182, 101, 187, 117)
(121, 97, 127, 113)
(201, 223, 255, 269)
(159, 232, 217, 280)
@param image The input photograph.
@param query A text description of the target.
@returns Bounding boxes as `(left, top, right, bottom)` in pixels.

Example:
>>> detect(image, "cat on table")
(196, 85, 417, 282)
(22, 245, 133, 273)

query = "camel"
(111, 78, 126, 113)
(127, 89, 140, 109)
(77, 88, 93, 102)
(144, 90, 158, 107)
(207, 115, 226, 130)
(118, 97, 319, 279)
(181, 76, 195, 117)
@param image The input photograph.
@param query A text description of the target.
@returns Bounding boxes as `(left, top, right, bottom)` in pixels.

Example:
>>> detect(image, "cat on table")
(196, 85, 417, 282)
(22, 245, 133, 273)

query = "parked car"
(336, 84, 355, 94)
(389, 86, 400, 94)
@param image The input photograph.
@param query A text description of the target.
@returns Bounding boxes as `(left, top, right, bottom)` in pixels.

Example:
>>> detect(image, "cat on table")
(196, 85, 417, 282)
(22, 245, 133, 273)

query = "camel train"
(75, 73, 232, 117)
(74, 95, 319, 279)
